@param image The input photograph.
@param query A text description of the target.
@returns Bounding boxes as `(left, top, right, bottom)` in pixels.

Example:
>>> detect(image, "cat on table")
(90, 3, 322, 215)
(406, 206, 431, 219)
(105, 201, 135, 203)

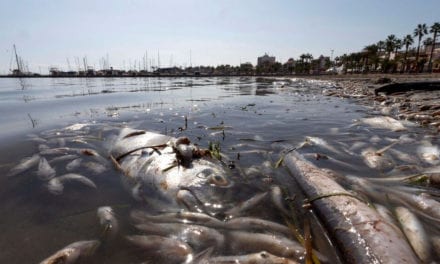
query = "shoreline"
(317, 74, 440, 133)
(1, 73, 440, 79)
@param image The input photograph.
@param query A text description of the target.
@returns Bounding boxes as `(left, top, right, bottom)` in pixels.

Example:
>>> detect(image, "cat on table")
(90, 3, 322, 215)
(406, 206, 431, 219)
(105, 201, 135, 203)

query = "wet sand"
(314, 74, 440, 132)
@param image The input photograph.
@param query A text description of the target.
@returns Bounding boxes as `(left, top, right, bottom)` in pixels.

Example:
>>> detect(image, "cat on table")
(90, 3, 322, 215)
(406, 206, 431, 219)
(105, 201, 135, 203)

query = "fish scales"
(285, 151, 419, 264)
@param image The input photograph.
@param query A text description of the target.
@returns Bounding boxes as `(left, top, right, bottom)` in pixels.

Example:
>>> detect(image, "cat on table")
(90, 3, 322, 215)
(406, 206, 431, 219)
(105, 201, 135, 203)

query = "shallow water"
(0, 77, 439, 263)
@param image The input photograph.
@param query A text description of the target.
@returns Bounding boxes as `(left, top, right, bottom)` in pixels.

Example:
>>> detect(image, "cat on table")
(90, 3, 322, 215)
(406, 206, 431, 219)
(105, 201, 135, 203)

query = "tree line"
(336, 22, 440, 74)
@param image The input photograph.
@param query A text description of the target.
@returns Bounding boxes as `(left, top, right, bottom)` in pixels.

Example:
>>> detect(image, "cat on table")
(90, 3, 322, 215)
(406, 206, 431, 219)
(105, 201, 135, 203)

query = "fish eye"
(208, 174, 229, 186)
(260, 251, 268, 258)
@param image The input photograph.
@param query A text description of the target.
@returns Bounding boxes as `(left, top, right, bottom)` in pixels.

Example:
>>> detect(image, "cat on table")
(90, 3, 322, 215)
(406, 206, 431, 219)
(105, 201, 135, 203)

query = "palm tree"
(376, 40, 386, 71)
(385, 35, 397, 60)
(394, 39, 402, 54)
(304, 53, 313, 73)
(428, 22, 440, 72)
(402, 34, 414, 72)
(414, 23, 428, 72)
(363, 44, 378, 72)
(424, 37, 434, 46)
(392, 38, 402, 73)
(377, 41, 385, 53)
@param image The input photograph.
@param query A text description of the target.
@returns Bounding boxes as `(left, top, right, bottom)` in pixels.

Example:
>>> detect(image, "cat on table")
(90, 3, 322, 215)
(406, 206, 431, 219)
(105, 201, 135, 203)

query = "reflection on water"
(0, 77, 439, 263)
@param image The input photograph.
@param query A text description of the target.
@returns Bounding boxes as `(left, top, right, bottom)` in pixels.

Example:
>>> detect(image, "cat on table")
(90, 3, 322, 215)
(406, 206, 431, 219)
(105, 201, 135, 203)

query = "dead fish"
(299, 136, 341, 155)
(40, 239, 100, 264)
(302, 153, 359, 171)
(388, 148, 420, 164)
(224, 217, 291, 237)
(226, 231, 305, 260)
(40, 147, 71, 155)
(47, 173, 97, 195)
(135, 222, 224, 251)
(27, 134, 47, 144)
(112, 128, 234, 213)
(361, 147, 395, 172)
(202, 251, 299, 264)
(360, 116, 406, 131)
(348, 141, 367, 153)
(49, 154, 79, 164)
(285, 152, 419, 263)
(225, 192, 268, 217)
(270, 186, 289, 216)
(66, 158, 82, 171)
(417, 145, 440, 165)
(126, 235, 193, 264)
(395, 206, 431, 262)
(97, 206, 118, 238)
(394, 192, 440, 223)
(77, 149, 108, 165)
(39, 144, 50, 152)
(7, 154, 40, 177)
(37, 157, 56, 180)
(83, 161, 107, 174)
(130, 210, 224, 228)
(374, 204, 399, 229)
(64, 123, 88, 131)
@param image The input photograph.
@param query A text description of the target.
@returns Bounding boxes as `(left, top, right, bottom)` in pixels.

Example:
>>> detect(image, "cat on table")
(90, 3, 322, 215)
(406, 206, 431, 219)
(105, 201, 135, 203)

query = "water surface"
(0, 77, 438, 263)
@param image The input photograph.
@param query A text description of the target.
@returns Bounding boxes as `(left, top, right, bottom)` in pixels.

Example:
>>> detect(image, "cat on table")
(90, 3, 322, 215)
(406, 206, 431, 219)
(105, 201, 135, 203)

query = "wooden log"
(374, 81, 440, 95)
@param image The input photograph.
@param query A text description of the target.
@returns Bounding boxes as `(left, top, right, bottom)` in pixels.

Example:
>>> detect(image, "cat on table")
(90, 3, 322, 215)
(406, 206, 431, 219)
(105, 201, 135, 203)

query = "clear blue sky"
(0, 0, 439, 74)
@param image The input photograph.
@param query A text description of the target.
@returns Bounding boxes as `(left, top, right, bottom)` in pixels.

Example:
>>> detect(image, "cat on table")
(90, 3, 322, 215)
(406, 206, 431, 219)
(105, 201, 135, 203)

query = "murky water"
(0, 77, 439, 263)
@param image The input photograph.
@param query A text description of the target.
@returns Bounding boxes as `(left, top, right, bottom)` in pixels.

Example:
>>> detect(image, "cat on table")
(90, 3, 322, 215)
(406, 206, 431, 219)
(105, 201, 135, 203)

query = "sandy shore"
(312, 74, 440, 133)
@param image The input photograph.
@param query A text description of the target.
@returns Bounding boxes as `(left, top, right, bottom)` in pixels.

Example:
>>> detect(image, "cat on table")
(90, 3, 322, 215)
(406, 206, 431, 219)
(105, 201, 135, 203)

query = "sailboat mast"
(13, 44, 21, 73)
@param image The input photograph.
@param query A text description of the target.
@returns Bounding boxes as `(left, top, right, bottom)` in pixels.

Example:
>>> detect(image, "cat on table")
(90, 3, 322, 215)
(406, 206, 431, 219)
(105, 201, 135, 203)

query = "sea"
(0, 77, 438, 263)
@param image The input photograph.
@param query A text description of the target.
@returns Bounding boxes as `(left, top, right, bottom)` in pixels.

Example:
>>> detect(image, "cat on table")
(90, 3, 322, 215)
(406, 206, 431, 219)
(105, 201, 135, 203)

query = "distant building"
(257, 53, 276, 66)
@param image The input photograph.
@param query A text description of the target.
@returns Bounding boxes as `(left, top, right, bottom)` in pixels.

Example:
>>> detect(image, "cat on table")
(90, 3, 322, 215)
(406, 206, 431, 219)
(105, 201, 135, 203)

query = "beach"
(314, 73, 440, 132)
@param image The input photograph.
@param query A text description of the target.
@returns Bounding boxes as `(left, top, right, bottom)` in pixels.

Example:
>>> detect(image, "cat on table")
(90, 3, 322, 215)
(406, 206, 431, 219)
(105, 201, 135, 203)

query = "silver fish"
(225, 192, 268, 217)
(135, 222, 224, 251)
(374, 203, 399, 229)
(40, 240, 100, 264)
(126, 235, 193, 264)
(66, 158, 82, 171)
(40, 147, 71, 155)
(300, 136, 342, 155)
(360, 116, 406, 131)
(224, 217, 291, 237)
(202, 251, 299, 264)
(270, 186, 289, 216)
(226, 231, 305, 260)
(97, 206, 118, 238)
(83, 161, 107, 174)
(7, 154, 40, 177)
(417, 144, 440, 165)
(49, 154, 79, 164)
(130, 210, 224, 228)
(64, 123, 88, 131)
(395, 206, 431, 262)
(111, 128, 234, 213)
(285, 152, 419, 263)
(37, 157, 56, 180)
(361, 147, 394, 172)
(47, 173, 96, 195)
